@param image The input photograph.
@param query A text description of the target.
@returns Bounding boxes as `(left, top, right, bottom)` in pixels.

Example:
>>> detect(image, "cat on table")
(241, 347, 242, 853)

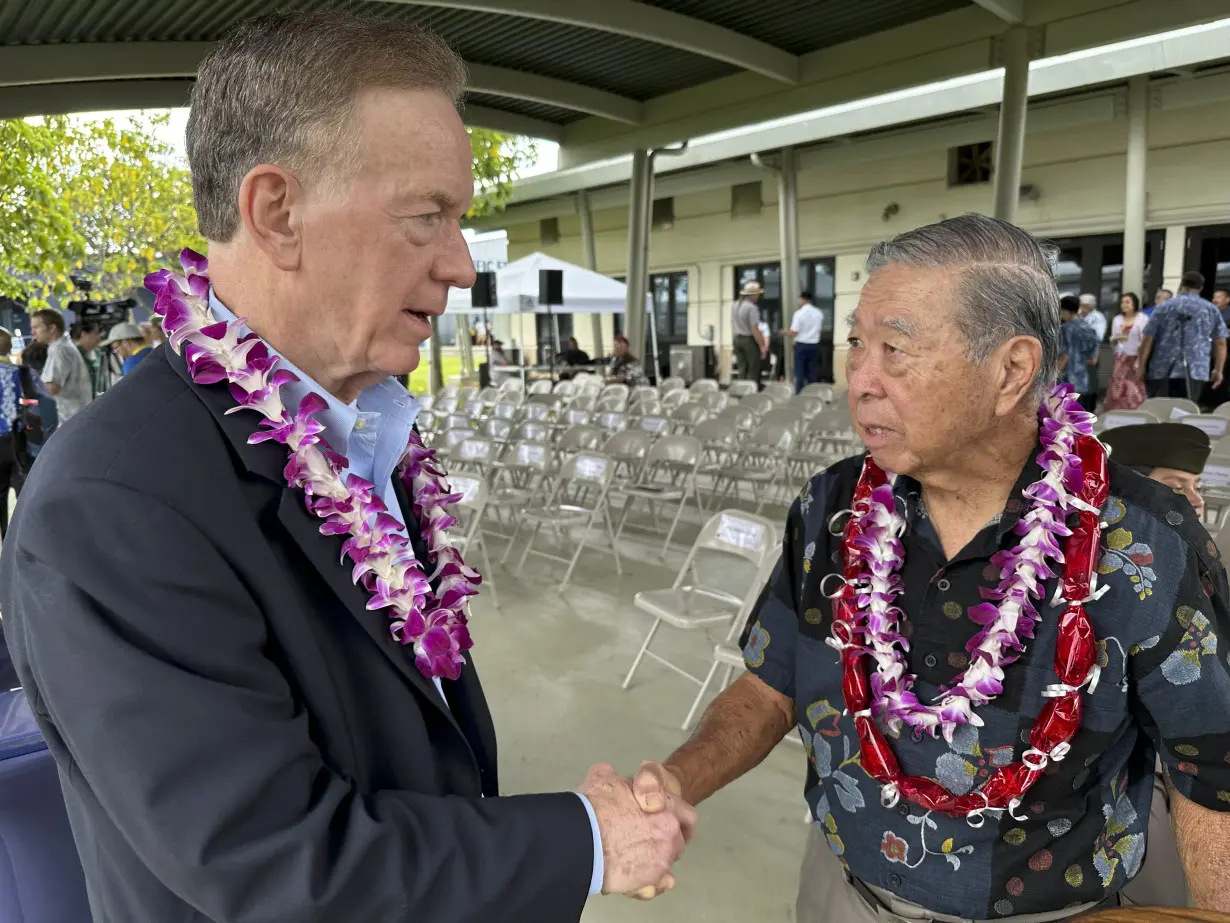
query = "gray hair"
(187, 11, 468, 242)
(865, 213, 1061, 404)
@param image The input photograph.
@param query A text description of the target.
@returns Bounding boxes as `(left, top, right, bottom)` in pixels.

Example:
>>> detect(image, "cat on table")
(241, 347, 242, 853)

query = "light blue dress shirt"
(208, 292, 604, 896)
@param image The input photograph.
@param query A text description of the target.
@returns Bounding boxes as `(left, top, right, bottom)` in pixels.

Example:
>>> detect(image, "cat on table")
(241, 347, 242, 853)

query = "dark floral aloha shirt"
(743, 450, 1230, 919)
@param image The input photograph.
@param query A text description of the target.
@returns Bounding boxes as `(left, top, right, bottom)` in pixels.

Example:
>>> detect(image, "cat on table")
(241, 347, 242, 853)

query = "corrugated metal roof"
(0, 0, 984, 133)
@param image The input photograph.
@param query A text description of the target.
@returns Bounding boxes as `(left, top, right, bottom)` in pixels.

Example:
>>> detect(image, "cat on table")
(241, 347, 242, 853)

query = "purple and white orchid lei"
(833, 384, 1097, 743)
(146, 249, 480, 681)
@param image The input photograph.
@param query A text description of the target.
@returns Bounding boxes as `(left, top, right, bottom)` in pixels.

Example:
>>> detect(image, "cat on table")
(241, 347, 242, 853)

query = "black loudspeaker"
(471, 271, 497, 308)
(538, 269, 563, 306)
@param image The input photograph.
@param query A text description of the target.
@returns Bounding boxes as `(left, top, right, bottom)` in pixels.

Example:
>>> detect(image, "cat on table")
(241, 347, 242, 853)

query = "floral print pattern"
(1160, 606, 1218, 685)
(1098, 527, 1156, 601)
(743, 622, 770, 668)
(1092, 772, 1145, 887)
(936, 723, 1016, 796)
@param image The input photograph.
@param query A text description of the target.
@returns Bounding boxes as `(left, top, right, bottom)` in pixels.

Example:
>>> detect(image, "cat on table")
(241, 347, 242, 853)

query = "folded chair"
(621, 509, 776, 690)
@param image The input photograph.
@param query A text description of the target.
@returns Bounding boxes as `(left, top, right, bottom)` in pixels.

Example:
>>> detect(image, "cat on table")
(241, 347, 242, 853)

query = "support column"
(778, 146, 800, 386)
(623, 149, 650, 365)
(429, 315, 444, 394)
(578, 191, 604, 359)
(992, 26, 1030, 223)
(1122, 75, 1150, 300)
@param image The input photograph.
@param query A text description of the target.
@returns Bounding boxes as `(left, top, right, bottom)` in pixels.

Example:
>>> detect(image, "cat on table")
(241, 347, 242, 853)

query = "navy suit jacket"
(0, 345, 593, 922)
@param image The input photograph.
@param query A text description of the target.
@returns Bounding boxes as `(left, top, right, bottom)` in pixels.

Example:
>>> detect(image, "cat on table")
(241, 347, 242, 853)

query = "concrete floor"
(473, 500, 811, 922)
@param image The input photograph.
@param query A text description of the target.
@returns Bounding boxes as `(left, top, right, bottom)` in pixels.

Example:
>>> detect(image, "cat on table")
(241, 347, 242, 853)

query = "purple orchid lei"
(145, 249, 480, 681)
(833, 384, 1097, 743)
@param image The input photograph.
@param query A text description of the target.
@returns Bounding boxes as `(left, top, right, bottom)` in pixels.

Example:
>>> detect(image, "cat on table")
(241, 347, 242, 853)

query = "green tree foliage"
(0, 116, 87, 303)
(1, 115, 530, 306)
(468, 128, 536, 218)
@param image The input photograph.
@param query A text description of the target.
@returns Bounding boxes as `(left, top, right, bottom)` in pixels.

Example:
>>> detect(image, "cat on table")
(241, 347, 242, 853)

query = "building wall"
(499, 86, 1230, 383)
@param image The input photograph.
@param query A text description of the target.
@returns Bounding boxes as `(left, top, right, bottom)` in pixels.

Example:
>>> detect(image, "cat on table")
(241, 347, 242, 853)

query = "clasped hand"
(577, 761, 696, 900)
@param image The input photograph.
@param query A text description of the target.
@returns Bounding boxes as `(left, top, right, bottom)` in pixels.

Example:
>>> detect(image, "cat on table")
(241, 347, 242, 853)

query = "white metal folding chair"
(669, 403, 708, 434)
(556, 425, 607, 455)
(437, 426, 478, 459)
(661, 389, 690, 411)
(553, 379, 578, 397)
(445, 474, 500, 610)
(450, 436, 499, 476)
(637, 415, 671, 436)
(596, 394, 629, 413)
(596, 411, 630, 435)
(790, 395, 827, 419)
(762, 407, 806, 437)
(659, 376, 686, 395)
(801, 382, 835, 402)
(511, 420, 552, 444)
(1097, 410, 1160, 433)
(498, 378, 525, 396)
(491, 441, 555, 562)
(621, 509, 776, 689)
(727, 380, 758, 399)
(528, 379, 554, 395)
(681, 547, 782, 729)
(600, 383, 631, 405)
(612, 434, 704, 553)
(709, 422, 796, 513)
(1215, 402, 1230, 420)
(762, 381, 793, 404)
(480, 418, 514, 444)
(689, 379, 719, 397)
(1139, 397, 1201, 420)
(512, 452, 623, 589)
(603, 429, 654, 488)
(701, 391, 730, 414)
(738, 392, 776, 415)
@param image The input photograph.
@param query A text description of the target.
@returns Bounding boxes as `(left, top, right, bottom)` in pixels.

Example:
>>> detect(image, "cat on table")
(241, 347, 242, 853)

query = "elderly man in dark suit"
(0, 12, 692, 923)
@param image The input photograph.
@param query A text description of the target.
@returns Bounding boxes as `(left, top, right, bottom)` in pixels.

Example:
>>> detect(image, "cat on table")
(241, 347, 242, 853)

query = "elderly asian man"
(0, 12, 692, 923)
(633, 215, 1230, 921)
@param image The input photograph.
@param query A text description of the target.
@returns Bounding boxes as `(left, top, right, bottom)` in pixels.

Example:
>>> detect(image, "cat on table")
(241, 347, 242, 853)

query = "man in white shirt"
(1078, 293, 1107, 408)
(782, 291, 823, 393)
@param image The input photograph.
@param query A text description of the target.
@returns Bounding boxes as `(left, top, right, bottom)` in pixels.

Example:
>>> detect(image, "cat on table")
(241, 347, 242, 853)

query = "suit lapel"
(165, 346, 464, 733)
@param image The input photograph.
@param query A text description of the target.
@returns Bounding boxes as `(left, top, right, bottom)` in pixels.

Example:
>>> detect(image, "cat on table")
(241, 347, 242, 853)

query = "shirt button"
(937, 578, 951, 591)
(888, 873, 903, 888)
(897, 803, 910, 817)
(924, 654, 938, 668)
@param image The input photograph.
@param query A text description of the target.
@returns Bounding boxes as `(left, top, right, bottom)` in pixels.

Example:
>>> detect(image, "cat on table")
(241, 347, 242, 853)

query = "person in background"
(102, 322, 154, 375)
(1205, 288, 1230, 409)
(1138, 270, 1227, 400)
(1146, 287, 1173, 319)
(1215, 288, 1230, 326)
(147, 315, 167, 347)
(17, 342, 57, 457)
(1078, 293, 1107, 405)
(72, 320, 103, 398)
(0, 328, 24, 539)
(489, 339, 510, 366)
(1078, 293, 1108, 343)
(731, 280, 767, 385)
(1104, 292, 1148, 410)
(1100, 421, 1211, 910)
(30, 308, 92, 422)
(606, 333, 648, 386)
(560, 336, 590, 367)
(781, 290, 822, 393)
(1059, 295, 1100, 411)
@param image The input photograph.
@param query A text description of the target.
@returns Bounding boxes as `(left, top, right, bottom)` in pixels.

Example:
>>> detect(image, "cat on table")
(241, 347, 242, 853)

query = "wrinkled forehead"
(849, 263, 961, 339)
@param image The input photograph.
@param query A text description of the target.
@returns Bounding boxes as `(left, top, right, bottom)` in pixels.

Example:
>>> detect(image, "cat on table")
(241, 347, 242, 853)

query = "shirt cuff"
(575, 792, 604, 896)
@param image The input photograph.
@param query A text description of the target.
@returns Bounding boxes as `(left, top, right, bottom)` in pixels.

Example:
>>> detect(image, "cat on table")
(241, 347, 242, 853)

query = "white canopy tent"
(446, 252, 651, 315)
(446, 252, 657, 382)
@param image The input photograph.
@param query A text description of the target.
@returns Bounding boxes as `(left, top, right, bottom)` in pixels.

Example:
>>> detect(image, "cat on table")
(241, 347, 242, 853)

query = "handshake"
(577, 761, 697, 899)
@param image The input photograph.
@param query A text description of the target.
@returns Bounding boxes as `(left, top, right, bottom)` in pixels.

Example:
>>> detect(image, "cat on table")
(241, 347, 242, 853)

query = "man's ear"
(996, 335, 1044, 415)
(236, 164, 304, 272)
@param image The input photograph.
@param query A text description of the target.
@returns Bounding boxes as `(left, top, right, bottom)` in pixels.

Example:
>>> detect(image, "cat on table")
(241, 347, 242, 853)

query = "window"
(651, 272, 689, 344)
(948, 141, 993, 187)
(539, 217, 559, 247)
(651, 197, 675, 230)
(730, 181, 762, 218)
(734, 257, 835, 336)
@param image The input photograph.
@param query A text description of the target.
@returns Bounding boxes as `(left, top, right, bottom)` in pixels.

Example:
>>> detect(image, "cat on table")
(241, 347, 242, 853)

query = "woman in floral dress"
(1105, 292, 1147, 410)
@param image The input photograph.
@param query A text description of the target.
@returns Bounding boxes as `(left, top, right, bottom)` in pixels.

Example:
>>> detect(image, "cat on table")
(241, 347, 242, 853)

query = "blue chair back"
(0, 690, 91, 922)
